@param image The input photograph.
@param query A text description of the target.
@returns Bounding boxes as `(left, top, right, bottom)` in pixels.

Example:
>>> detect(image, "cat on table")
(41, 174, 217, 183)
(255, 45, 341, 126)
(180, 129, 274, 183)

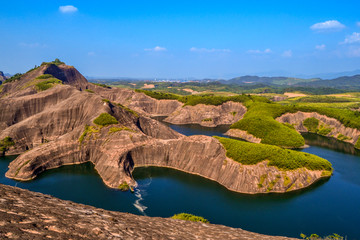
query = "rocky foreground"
(0, 184, 297, 240)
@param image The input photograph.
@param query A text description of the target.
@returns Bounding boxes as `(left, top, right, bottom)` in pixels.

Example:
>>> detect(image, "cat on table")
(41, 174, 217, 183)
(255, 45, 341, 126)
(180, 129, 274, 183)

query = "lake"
(1, 123, 360, 239)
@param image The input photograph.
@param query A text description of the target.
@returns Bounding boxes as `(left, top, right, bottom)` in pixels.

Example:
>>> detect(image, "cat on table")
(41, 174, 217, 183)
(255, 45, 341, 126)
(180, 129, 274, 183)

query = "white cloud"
(144, 46, 167, 52)
(246, 48, 272, 54)
(59, 5, 78, 14)
(342, 32, 360, 44)
(310, 20, 345, 31)
(282, 50, 292, 58)
(190, 47, 231, 53)
(315, 44, 326, 50)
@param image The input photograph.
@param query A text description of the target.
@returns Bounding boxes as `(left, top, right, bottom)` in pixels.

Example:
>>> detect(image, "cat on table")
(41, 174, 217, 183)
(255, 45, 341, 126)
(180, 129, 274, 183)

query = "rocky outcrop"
(164, 101, 247, 127)
(88, 85, 182, 116)
(224, 129, 261, 143)
(276, 112, 360, 146)
(0, 184, 297, 240)
(0, 71, 6, 84)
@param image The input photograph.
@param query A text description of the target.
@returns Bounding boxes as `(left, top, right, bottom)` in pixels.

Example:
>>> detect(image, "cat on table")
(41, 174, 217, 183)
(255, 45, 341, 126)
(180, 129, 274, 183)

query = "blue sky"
(1, 0, 360, 78)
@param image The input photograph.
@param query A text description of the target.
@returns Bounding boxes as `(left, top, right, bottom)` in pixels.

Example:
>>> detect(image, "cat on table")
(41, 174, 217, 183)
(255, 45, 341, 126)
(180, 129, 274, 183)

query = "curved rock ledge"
(5, 127, 329, 194)
(276, 111, 360, 146)
(224, 129, 261, 143)
(0, 184, 297, 239)
(164, 101, 247, 127)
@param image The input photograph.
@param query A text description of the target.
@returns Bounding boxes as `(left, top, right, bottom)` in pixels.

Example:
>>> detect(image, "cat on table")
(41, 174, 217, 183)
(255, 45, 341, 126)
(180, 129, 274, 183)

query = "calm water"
(1, 124, 360, 239)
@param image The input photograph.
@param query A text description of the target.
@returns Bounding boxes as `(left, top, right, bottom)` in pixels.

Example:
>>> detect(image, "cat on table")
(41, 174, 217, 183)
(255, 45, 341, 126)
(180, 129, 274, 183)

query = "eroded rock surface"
(224, 129, 262, 143)
(0, 184, 297, 240)
(164, 101, 246, 127)
(276, 111, 360, 146)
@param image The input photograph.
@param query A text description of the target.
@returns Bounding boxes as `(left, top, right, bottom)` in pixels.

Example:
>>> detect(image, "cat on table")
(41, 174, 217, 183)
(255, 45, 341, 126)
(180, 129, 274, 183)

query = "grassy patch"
(93, 83, 111, 88)
(202, 118, 213, 122)
(258, 174, 267, 188)
(93, 113, 119, 126)
(41, 58, 65, 66)
(0, 137, 15, 153)
(171, 213, 209, 223)
(114, 103, 139, 117)
(356, 138, 360, 149)
(215, 137, 332, 171)
(303, 117, 319, 132)
(36, 74, 53, 79)
(35, 78, 62, 91)
(231, 103, 305, 148)
(118, 181, 130, 191)
(4, 73, 23, 84)
(85, 89, 95, 93)
(108, 126, 135, 134)
(78, 125, 100, 144)
(337, 134, 352, 141)
(317, 124, 333, 136)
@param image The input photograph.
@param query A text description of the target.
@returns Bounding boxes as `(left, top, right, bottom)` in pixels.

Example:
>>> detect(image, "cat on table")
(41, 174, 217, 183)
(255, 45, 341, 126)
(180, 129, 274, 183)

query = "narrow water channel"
(1, 124, 359, 239)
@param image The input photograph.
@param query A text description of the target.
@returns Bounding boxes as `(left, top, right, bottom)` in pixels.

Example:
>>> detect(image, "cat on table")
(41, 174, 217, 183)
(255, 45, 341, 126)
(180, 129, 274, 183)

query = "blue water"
(1, 124, 360, 239)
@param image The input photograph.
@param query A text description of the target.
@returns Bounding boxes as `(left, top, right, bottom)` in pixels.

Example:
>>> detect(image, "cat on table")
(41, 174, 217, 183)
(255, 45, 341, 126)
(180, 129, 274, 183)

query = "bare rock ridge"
(163, 101, 247, 127)
(0, 71, 6, 84)
(0, 184, 297, 240)
(1, 61, 328, 195)
(276, 111, 360, 147)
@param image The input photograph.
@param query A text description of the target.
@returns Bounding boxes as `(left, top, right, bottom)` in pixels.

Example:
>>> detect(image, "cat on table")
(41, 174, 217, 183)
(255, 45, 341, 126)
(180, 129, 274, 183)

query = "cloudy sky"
(1, 0, 360, 78)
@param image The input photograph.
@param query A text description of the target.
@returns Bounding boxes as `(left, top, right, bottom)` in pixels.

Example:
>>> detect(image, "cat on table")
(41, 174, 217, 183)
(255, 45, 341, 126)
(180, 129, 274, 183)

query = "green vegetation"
(231, 103, 305, 148)
(118, 181, 130, 191)
(108, 126, 134, 134)
(135, 89, 180, 100)
(215, 137, 332, 171)
(317, 124, 333, 136)
(202, 118, 212, 122)
(0, 137, 15, 153)
(337, 134, 352, 141)
(171, 213, 209, 223)
(78, 125, 100, 143)
(41, 58, 65, 66)
(85, 89, 95, 93)
(231, 111, 237, 116)
(114, 103, 139, 117)
(303, 117, 319, 132)
(36, 74, 53, 79)
(4, 73, 23, 84)
(93, 82, 111, 88)
(93, 113, 119, 126)
(355, 138, 360, 149)
(35, 78, 62, 91)
(300, 233, 344, 240)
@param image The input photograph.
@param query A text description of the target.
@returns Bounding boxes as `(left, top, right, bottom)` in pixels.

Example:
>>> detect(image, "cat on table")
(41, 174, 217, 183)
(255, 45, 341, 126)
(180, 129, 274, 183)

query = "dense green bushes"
(36, 74, 53, 79)
(93, 113, 119, 126)
(35, 78, 62, 91)
(303, 117, 319, 132)
(0, 137, 15, 153)
(215, 137, 332, 171)
(171, 213, 209, 223)
(4, 73, 23, 84)
(135, 89, 180, 100)
(231, 103, 305, 148)
(41, 58, 65, 66)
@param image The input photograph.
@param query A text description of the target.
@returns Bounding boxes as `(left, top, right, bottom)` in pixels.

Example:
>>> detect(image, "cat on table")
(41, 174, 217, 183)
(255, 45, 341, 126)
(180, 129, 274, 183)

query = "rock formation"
(0, 184, 297, 239)
(163, 101, 247, 127)
(0, 61, 331, 194)
(276, 111, 360, 146)
(0, 71, 6, 84)
(224, 129, 262, 143)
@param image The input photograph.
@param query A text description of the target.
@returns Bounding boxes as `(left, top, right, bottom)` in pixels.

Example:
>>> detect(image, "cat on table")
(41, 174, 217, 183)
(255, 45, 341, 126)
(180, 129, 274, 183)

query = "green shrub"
(118, 181, 130, 191)
(337, 134, 352, 141)
(36, 74, 53, 79)
(317, 124, 332, 136)
(355, 138, 360, 149)
(171, 213, 209, 223)
(78, 125, 100, 143)
(303, 117, 319, 132)
(231, 103, 305, 148)
(135, 89, 180, 100)
(41, 58, 65, 66)
(85, 89, 95, 93)
(4, 73, 23, 84)
(93, 113, 118, 126)
(202, 118, 213, 122)
(0, 137, 15, 153)
(93, 83, 111, 88)
(35, 78, 62, 91)
(108, 126, 134, 133)
(215, 137, 332, 171)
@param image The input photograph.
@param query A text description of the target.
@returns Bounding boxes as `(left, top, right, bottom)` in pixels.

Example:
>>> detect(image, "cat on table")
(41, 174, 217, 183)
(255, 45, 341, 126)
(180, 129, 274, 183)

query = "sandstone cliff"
(224, 129, 262, 143)
(0, 184, 297, 239)
(1, 62, 330, 194)
(276, 111, 360, 146)
(163, 101, 246, 127)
